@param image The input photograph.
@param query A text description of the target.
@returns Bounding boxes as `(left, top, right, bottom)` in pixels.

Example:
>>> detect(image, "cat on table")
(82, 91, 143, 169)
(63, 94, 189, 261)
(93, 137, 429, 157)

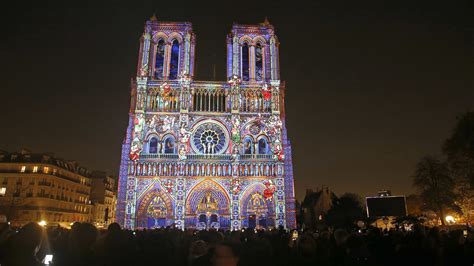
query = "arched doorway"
(247, 192, 269, 229)
(186, 179, 231, 230)
(146, 195, 168, 228)
(136, 187, 173, 229)
(240, 183, 275, 229)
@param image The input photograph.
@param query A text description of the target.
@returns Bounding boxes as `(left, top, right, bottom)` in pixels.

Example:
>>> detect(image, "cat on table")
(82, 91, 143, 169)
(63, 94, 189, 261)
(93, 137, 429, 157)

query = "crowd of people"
(0, 222, 472, 266)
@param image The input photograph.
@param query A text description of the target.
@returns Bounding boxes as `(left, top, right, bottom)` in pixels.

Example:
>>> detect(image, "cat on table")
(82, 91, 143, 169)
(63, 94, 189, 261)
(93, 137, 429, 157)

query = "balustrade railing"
(139, 153, 273, 161)
(186, 154, 233, 160)
(239, 154, 274, 160)
(143, 85, 275, 114)
(140, 154, 179, 159)
(191, 87, 228, 112)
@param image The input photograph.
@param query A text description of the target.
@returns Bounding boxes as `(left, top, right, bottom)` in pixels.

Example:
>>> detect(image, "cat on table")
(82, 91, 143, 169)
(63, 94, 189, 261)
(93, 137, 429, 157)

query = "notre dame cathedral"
(117, 16, 295, 230)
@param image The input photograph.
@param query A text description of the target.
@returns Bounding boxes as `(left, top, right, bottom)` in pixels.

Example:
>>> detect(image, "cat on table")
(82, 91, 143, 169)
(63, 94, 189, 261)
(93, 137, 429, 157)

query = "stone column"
(230, 175, 241, 231)
(270, 80, 280, 114)
(274, 163, 286, 228)
(141, 33, 151, 75)
(124, 174, 137, 230)
(232, 35, 240, 77)
(174, 177, 186, 230)
(184, 32, 191, 75)
(269, 36, 277, 80)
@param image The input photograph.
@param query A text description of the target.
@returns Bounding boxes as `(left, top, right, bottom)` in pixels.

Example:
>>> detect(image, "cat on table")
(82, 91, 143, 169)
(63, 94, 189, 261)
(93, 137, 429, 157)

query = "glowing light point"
(445, 215, 455, 224)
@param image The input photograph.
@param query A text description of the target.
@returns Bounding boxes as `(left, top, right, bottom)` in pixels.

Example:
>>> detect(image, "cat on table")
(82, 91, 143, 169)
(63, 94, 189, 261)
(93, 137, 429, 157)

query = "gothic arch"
(185, 179, 230, 216)
(167, 33, 183, 44)
(240, 182, 275, 227)
(152, 32, 169, 43)
(241, 118, 265, 135)
(136, 184, 174, 228)
(256, 135, 270, 154)
(191, 118, 230, 133)
(252, 36, 267, 46)
(242, 135, 255, 154)
(239, 35, 253, 45)
(162, 134, 177, 154)
(144, 132, 160, 142)
(145, 134, 160, 154)
(153, 38, 167, 80)
(169, 39, 181, 80)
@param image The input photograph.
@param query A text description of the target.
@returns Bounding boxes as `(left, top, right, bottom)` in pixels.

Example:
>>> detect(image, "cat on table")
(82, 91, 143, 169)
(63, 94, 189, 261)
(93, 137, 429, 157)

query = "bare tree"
(413, 155, 459, 225)
(443, 111, 474, 223)
(0, 183, 33, 223)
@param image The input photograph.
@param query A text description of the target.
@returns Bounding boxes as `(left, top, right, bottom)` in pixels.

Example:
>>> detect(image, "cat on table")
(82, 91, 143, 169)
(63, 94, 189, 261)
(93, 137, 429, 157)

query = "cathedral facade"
(117, 17, 295, 230)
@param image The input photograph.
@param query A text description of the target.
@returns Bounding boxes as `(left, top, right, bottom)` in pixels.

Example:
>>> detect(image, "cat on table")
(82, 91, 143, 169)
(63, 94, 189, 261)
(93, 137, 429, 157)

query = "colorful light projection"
(117, 18, 295, 230)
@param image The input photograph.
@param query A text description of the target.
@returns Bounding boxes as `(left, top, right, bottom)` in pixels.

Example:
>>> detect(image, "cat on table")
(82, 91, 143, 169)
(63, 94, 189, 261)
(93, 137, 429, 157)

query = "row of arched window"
(243, 137, 270, 155)
(146, 135, 270, 155)
(154, 39, 180, 80)
(241, 42, 264, 81)
(147, 136, 176, 154)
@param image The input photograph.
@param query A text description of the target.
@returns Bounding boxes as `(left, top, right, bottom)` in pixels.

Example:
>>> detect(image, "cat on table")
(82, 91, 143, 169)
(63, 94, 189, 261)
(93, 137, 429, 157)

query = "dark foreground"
(0, 222, 473, 266)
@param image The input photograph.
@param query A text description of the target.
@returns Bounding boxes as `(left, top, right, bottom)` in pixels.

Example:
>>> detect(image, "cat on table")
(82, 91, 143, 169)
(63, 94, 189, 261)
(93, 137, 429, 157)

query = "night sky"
(1, 1, 472, 200)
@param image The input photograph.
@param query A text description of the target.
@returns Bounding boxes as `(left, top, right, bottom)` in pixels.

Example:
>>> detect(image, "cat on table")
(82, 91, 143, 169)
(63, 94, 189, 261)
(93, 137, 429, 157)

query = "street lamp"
(445, 215, 455, 224)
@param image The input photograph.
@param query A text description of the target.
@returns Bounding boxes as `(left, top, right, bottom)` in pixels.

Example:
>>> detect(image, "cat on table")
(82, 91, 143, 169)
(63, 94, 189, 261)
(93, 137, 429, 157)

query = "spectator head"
(77, 223, 98, 250)
(108, 222, 121, 233)
(211, 242, 239, 266)
(297, 234, 317, 257)
(334, 229, 349, 246)
(189, 240, 208, 259)
(14, 222, 45, 255)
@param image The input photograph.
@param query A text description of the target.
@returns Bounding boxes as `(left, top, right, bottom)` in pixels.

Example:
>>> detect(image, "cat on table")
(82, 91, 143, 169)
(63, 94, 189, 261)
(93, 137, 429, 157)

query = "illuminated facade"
(117, 17, 295, 230)
(0, 150, 92, 227)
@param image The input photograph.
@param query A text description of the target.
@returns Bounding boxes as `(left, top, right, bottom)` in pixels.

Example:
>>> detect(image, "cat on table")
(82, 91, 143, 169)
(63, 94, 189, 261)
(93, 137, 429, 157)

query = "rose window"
(192, 122, 228, 154)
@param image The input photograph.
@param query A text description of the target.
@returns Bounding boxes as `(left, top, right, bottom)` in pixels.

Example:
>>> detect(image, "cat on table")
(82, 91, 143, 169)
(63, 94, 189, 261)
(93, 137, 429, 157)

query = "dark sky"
(1, 0, 472, 200)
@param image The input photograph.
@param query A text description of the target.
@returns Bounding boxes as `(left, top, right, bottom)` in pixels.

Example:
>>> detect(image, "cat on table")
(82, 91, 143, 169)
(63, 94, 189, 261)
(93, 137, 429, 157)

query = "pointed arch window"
(242, 42, 250, 81)
(163, 136, 176, 154)
(155, 39, 165, 79)
(255, 43, 263, 81)
(169, 40, 180, 80)
(149, 137, 158, 154)
(243, 137, 254, 154)
(258, 138, 269, 154)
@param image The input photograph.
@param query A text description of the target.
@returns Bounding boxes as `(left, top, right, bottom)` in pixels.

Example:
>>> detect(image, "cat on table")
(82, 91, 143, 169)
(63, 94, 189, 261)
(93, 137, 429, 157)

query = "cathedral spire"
(263, 17, 271, 26)
(150, 13, 157, 21)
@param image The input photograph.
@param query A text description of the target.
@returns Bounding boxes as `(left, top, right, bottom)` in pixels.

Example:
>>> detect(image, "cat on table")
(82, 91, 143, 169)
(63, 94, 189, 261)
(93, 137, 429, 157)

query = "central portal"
(196, 192, 220, 229)
(185, 179, 231, 229)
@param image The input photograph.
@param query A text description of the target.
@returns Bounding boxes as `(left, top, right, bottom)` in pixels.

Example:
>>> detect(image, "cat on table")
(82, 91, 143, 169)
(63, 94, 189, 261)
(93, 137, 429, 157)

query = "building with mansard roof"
(0, 150, 93, 227)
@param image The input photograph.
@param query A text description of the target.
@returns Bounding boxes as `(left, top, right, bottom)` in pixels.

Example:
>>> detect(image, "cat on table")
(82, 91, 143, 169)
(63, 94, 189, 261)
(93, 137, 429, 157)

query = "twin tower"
(117, 16, 295, 230)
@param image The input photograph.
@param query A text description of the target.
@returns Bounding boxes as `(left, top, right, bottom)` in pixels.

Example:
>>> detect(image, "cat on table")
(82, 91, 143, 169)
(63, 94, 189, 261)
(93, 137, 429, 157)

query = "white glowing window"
(0, 187, 6, 196)
(20, 166, 26, 173)
(43, 167, 49, 174)
(32, 166, 38, 173)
